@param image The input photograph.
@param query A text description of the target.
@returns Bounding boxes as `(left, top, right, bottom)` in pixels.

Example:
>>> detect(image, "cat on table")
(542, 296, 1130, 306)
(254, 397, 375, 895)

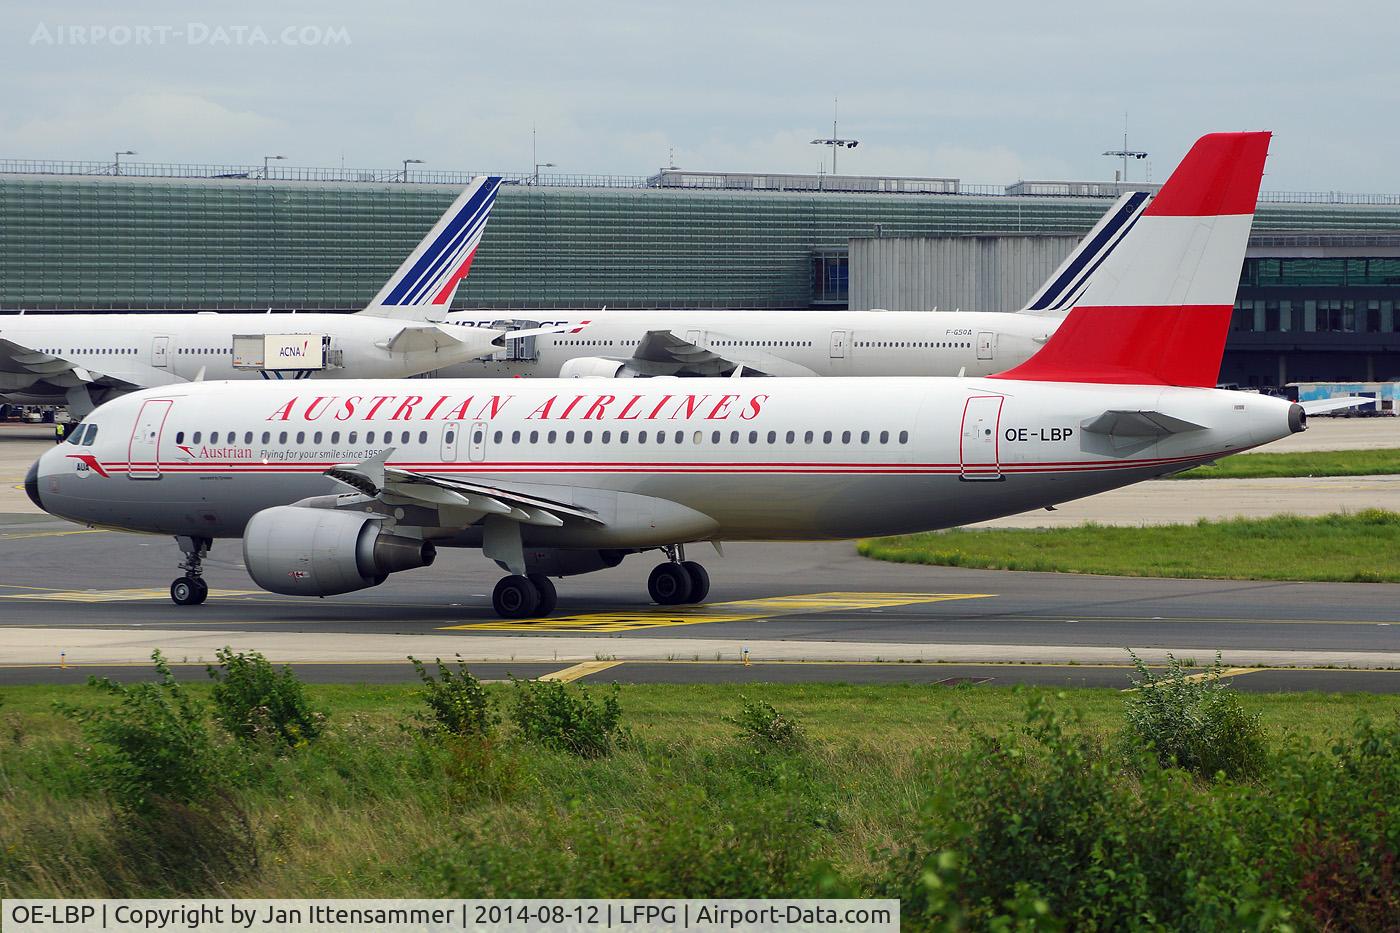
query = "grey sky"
(2, 0, 1396, 192)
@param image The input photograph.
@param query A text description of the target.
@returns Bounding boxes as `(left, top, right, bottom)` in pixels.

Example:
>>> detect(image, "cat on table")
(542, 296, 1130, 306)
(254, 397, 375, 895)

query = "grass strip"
(858, 509, 1400, 582)
(1172, 447, 1400, 479)
(1, 681, 1396, 899)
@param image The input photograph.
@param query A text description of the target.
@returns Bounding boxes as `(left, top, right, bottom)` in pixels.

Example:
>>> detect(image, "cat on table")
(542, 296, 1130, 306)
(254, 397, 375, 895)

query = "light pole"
(401, 158, 423, 182)
(113, 150, 135, 176)
(810, 97, 858, 178)
(1103, 115, 1146, 183)
(263, 154, 285, 179)
(533, 161, 555, 185)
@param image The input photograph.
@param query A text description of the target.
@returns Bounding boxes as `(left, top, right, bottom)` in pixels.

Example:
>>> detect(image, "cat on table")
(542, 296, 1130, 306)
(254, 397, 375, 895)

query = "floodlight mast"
(810, 96, 859, 176)
(1103, 115, 1147, 182)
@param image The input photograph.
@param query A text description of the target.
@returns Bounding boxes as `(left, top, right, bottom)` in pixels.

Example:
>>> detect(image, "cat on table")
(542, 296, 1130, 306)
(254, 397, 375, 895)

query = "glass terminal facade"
(1, 171, 1398, 384)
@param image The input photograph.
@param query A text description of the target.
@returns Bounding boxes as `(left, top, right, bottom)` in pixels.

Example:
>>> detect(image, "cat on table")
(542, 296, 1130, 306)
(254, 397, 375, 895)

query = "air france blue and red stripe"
(380, 177, 502, 307)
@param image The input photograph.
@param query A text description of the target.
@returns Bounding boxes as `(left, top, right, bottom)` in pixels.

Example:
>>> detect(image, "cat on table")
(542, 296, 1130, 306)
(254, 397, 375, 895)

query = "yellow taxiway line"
(1123, 667, 1261, 692)
(441, 591, 994, 633)
(538, 660, 624, 682)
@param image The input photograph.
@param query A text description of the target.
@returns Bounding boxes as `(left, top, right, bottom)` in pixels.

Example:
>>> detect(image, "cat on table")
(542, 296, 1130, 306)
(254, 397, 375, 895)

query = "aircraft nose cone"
(24, 460, 44, 511)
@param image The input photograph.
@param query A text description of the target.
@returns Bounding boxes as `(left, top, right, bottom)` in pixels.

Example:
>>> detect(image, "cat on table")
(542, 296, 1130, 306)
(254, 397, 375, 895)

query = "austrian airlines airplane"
(29, 132, 1300, 618)
(0, 177, 568, 416)
(437, 191, 1152, 379)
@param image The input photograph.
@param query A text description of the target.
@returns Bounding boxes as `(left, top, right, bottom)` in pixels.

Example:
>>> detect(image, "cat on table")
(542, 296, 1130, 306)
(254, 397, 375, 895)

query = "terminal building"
(1, 160, 1397, 386)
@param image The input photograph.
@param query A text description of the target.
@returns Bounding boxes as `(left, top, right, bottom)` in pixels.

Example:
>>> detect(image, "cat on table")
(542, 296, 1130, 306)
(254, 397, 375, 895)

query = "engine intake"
(243, 506, 435, 597)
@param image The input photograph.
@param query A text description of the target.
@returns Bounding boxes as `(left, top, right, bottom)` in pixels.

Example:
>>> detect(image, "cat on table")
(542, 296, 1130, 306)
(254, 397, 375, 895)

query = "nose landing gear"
(170, 536, 211, 606)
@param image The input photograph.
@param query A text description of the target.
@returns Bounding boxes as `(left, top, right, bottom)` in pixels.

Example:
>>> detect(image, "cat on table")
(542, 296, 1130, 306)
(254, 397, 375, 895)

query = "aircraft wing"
(382, 322, 580, 356)
(323, 449, 601, 528)
(1299, 396, 1372, 415)
(616, 329, 814, 377)
(0, 337, 169, 413)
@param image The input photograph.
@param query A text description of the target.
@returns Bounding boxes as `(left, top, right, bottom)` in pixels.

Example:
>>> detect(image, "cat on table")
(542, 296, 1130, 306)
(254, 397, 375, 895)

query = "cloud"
(6, 91, 282, 161)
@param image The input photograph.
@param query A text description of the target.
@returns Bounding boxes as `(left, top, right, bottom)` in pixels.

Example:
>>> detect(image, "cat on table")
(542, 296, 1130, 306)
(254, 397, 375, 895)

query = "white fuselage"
(34, 376, 1297, 547)
(0, 312, 494, 405)
(437, 309, 1054, 378)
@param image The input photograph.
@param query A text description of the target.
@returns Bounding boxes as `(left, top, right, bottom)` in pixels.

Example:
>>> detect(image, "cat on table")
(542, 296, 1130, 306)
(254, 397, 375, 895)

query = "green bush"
(55, 651, 260, 892)
(725, 696, 804, 749)
(408, 656, 497, 738)
(887, 693, 1293, 930)
(1123, 651, 1268, 780)
(206, 647, 325, 750)
(1288, 716, 1400, 929)
(509, 677, 622, 758)
(57, 651, 216, 815)
(430, 786, 821, 897)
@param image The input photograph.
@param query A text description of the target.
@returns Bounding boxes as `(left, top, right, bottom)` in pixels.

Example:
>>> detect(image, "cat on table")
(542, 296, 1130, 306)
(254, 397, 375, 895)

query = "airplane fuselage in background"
(438, 309, 1055, 379)
(0, 312, 498, 405)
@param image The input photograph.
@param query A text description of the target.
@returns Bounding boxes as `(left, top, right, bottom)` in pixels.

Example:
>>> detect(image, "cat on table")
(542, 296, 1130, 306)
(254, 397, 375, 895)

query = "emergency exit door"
(976, 331, 994, 360)
(959, 395, 1004, 480)
(469, 421, 488, 462)
(441, 422, 460, 461)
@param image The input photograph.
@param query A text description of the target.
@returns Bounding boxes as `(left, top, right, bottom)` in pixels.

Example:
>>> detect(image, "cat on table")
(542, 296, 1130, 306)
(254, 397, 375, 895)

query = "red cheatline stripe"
(112, 452, 1218, 470)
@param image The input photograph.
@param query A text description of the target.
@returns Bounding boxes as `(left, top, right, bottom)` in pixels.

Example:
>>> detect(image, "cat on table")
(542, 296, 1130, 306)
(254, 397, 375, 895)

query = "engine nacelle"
(558, 356, 635, 379)
(243, 506, 436, 597)
(520, 547, 629, 577)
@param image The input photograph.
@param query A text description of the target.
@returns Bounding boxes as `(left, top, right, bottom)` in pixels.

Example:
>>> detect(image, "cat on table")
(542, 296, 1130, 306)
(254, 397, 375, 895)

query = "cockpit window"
(64, 423, 84, 444)
(81, 424, 98, 446)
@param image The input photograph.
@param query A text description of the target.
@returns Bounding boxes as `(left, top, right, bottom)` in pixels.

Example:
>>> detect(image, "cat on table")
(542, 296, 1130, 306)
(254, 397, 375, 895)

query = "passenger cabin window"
(278, 431, 288, 444)
(244, 431, 254, 444)
(192, 432, 202, 444)
(175, 431, 185, 444)
(313, 431, 323, 444)
(418, 431, 428, 444)
(295, 432, 305, 444)
(899, 430, 909, 444)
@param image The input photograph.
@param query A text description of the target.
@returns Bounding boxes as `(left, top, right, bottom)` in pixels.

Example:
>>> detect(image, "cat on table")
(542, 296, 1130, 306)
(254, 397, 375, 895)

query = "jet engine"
(558, 357, 636, 379)
(243, 506, 435, 597)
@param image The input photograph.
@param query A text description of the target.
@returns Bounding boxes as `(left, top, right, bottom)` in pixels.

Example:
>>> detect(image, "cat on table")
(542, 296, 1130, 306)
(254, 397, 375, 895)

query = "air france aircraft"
(0, 177, 570, 416)
(437, 190, 1151, 380)
(30, 132, 1305, 619)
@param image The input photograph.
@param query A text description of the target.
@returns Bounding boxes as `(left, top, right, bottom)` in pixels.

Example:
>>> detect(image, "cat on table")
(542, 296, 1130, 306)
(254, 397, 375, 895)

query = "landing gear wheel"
(528, 574, 558, 617)
(648, 563, 694, 605)
(493, 575, 541, 619)
(679, 561, 709, 603)
(170, 576, 208, 606)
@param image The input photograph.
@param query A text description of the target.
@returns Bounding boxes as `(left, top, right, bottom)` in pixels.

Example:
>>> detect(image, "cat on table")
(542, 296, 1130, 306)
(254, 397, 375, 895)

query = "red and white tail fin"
(993, 131, 1270, 387)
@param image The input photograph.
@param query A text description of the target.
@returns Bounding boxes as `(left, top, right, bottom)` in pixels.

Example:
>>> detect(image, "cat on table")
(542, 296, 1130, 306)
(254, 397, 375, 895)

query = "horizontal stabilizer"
(1300, 396, 1372, 415)
(1081, 410, 1207, 437)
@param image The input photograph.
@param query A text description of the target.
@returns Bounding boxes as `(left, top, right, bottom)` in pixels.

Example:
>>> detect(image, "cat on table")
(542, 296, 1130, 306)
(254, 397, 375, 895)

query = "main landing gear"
(492, 573, 558, 619)
(486, 544, 712, 620)
(647, 545, 709, 606)
(170, 536, 211, 606)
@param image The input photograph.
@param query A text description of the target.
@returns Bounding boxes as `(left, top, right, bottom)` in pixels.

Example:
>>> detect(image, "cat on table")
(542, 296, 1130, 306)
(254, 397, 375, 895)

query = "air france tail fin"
(357, 176, 502, 321)
(1019, 190, 1151, 313)
(993, 131, 1269, 387)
